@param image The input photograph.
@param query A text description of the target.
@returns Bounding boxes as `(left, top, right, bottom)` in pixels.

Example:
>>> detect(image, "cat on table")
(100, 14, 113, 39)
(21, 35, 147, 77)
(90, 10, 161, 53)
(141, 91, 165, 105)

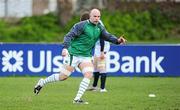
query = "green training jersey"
(66, 20, 102, 57)
(63, 20, 119, 57)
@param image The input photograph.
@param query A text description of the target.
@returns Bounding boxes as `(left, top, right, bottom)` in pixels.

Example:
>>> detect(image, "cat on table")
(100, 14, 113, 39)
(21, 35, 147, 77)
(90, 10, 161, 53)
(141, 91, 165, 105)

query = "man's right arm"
(62, 21, 86, 49)
(62, 21, 86, 57)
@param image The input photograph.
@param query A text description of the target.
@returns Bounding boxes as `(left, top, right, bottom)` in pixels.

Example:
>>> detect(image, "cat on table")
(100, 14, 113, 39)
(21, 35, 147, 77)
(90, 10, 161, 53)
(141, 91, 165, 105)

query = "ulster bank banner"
(0, 43, 180, 77)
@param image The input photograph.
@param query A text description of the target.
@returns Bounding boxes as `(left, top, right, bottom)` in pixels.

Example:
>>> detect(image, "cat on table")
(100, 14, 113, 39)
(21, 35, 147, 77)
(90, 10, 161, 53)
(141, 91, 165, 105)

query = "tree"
(56, 0, 107, 26)
(57, 0, 73, 26)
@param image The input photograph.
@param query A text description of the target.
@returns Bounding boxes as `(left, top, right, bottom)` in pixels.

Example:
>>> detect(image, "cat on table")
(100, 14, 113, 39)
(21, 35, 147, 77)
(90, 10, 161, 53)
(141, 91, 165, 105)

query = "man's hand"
(61, 48, 68, 57)
(100, 52, 105, 59)
(118, 35, 127, 44)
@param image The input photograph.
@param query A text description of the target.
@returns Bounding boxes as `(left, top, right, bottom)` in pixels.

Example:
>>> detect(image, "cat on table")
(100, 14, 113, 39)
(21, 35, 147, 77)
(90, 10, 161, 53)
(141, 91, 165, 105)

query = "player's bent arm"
(101, 29, 126, 45)
(62, 21, 86, 56)
(98, 20, 119, 44)
(100, 29, 120, 44)
(62, 21, 86, 49)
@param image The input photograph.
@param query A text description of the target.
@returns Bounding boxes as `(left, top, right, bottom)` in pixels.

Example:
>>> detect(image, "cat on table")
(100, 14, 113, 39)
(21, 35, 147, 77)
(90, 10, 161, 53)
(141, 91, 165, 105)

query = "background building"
(0, 0, 179, 18)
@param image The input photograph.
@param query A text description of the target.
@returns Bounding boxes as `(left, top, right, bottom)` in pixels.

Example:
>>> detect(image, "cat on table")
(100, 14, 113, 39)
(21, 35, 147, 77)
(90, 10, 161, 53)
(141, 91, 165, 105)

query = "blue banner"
(0, 43, 180, 77)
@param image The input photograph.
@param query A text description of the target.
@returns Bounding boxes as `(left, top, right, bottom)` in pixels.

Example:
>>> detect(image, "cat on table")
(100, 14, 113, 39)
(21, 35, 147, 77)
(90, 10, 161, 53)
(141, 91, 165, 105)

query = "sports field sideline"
(0, 77, 179, 110)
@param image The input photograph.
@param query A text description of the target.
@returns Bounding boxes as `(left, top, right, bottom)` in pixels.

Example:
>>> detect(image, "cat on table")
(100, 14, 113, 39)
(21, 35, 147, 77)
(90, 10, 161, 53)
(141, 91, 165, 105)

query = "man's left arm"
(100, 29, 126, 45)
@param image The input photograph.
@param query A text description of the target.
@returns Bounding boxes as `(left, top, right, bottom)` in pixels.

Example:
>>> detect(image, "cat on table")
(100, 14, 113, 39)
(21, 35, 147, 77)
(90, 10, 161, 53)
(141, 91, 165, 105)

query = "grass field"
(0, 77, 180, 110)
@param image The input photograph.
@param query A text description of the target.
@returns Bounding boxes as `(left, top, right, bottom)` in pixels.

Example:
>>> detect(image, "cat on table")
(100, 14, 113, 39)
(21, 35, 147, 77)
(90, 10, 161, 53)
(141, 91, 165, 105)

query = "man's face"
(89, 9, 101, 25)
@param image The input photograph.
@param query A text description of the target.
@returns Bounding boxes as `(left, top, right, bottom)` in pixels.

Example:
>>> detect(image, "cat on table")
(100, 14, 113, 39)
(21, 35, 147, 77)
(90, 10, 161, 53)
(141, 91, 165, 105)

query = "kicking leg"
(34, 64, 74, 95)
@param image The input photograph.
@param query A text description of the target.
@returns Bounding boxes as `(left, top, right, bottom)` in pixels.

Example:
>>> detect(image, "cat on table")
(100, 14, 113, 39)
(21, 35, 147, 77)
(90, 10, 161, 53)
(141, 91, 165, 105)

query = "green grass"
(0, 77, 180, 110)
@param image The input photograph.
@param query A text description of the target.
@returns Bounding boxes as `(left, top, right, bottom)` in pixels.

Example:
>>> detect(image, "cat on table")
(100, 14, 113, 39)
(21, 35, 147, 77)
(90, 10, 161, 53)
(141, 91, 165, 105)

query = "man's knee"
(82, 67, 93, 78)
(84, 72, 93, 79)
(59, 65, 73, 80)
(59, 74, 68, 81)
(79, 61, 94, 78)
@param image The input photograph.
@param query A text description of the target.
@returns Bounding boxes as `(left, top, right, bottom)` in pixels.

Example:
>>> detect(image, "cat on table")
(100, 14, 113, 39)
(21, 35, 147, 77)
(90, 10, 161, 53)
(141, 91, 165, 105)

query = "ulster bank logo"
(2, 50, 23, 72)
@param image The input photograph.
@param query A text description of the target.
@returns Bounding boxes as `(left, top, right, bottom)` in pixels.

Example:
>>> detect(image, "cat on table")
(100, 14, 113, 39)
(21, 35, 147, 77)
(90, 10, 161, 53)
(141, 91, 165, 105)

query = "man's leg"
(34, 65, 74, 94)
(100, 73, 107, 90)
(92, 72, 100, 87)
(91, 57, 99, 90)
(73, 61, 93, 104)
(98, 57, 107, 92)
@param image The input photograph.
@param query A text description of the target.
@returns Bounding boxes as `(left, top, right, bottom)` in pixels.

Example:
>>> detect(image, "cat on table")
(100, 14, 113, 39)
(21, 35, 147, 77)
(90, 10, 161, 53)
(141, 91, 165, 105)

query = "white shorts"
(63, 54, 92, 68)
